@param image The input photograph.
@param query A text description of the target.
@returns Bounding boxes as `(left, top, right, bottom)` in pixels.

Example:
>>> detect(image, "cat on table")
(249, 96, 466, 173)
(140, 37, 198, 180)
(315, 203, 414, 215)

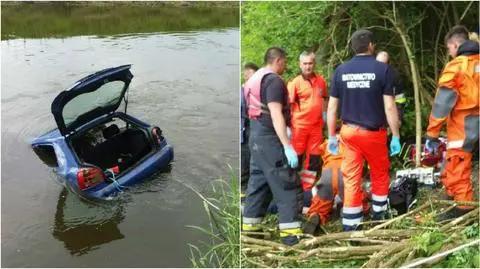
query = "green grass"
(1, 1, 239, 40)
(185, 166, 240, 268)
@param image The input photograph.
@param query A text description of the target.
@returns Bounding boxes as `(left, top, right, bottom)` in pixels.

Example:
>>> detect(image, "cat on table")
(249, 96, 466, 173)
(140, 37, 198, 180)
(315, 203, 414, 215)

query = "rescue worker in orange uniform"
(287, 51, 328, 205)
(303, 134, 370, 235)
(327, 29, 401, 231)
(426, 25, 479, 221)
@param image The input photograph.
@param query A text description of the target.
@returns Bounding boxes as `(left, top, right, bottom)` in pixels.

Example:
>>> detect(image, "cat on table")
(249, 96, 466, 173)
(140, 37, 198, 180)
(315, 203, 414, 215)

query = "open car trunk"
(71, 119, 153, 172)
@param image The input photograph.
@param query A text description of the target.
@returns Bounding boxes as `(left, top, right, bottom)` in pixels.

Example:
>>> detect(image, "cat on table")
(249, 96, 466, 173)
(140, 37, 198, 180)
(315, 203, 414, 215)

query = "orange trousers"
(441, 148, 474, 209)
(291, 124, 324, 191)
(307, 163, 369, 224)
(340, 125, 389, 229)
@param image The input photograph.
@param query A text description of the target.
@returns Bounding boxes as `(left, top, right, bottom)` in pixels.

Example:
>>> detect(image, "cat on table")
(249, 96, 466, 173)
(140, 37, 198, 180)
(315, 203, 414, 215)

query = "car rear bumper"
(84, 143, 174, 199)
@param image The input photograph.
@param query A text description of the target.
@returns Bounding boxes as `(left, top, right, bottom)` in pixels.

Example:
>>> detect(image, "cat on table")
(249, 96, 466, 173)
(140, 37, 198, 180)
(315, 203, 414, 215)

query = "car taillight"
(77, 167, 105, 190)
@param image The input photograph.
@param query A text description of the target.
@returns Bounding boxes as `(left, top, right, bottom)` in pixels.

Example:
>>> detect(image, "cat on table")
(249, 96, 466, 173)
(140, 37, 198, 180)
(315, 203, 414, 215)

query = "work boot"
(303, 214, 320, 235)
(435, 207, 473, 222)
(280, 227, 302, 246)
(281, 235, 299, 246)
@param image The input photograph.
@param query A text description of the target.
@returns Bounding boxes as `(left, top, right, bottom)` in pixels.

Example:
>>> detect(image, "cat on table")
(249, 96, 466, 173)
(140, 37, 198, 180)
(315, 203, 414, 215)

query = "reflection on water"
(53, 188, 125, 256)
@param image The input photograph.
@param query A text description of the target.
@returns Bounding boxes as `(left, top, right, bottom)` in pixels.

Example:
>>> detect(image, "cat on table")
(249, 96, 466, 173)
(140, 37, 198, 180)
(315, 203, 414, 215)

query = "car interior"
(71, 118, 152, 172)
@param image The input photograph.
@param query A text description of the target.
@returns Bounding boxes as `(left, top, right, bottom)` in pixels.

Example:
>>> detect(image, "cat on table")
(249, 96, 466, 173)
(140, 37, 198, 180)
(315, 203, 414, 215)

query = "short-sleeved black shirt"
(388, 65, 403, 97)
(258, 73, 290, 130)
(330, 55, 394, 129)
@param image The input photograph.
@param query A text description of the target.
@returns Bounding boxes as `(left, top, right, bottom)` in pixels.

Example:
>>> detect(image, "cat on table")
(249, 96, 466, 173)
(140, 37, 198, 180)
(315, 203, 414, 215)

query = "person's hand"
(327, 136, 339, 155)
(323, 111, 327, 122)
(286, 127, 292, 140)
(425, 136, 440, 154)
(390, 136, 401, 156)
(283, 144, 298, 168)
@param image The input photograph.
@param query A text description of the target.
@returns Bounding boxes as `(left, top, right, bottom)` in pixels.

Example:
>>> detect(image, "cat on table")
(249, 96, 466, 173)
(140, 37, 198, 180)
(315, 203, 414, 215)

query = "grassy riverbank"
(1, 1, 239, 40)
(186, 168, 240, 268)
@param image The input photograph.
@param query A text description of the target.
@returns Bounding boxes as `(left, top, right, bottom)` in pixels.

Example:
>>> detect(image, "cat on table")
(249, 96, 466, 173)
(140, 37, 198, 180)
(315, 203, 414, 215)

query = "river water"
(1, 29, 239, 267)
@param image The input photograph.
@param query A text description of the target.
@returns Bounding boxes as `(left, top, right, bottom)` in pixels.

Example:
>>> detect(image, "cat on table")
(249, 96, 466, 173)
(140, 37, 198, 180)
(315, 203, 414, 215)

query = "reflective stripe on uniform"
(243, 217, 263, 224)
(279, 221, 302, 230)
(343, 206, 363, 214)
(302, 169, 317, 176)
(395, 93, 407, 104)
(372, 194, 388, 202)
(279, 228, 302, 237)
(342, 217, 363, 226)
(447, 140, 464, 149)
(372, 204, 388, 212)
(372, 194, 388, 212)
(343, 204, 364, 228)
(311, 185, 318, 197)
(302, 206, 310, 215)
(242, 223, 262, 231)
(301, 176, 316, 184)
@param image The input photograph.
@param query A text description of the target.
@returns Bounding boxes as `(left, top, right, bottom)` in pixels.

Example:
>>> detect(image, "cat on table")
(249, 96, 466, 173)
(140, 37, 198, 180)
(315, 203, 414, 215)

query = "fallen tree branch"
(296, 229, 416, 249)
(381, 247, 412, 268)
(440, 208, 480, 232)
(343, 238, 391, 245)
(434, 204, 457, 217)
(301, 245, 384, 260)
(401, 239, 480, 268)
(241, 231, 271, 237)
(434, 200, 479, 207)
(364, 241, 411, 268)
(403, 249, 417, 265)
(241, 235, 287, 249)
(244, 257, 269, 268)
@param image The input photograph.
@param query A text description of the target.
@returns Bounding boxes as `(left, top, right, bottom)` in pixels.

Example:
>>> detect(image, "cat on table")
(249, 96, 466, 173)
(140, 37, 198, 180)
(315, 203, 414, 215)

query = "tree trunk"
(392, 23, 422, 167)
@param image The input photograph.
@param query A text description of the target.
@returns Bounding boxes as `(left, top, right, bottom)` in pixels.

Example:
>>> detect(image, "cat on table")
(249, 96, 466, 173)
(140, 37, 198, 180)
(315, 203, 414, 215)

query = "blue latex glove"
(390, 136, 401, 156)
(283, 144, 298, 168)
(286, 127, 292, 140)
(327, 136, 339, 155)
(323, 111, 327, 122)
(425, 136, 440, 154)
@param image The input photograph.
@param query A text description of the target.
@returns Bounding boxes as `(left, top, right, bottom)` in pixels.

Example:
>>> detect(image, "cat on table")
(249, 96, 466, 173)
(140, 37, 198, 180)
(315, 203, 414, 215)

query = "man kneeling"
(303, 136, 369, 235)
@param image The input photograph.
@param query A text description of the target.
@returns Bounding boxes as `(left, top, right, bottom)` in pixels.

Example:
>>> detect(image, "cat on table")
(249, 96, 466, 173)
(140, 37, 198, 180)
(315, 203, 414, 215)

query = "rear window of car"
(62, 80, 126, 127)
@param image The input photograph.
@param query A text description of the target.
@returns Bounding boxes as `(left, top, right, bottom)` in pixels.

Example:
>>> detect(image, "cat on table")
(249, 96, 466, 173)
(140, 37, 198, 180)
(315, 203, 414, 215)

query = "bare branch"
(460, 1, 475, 21)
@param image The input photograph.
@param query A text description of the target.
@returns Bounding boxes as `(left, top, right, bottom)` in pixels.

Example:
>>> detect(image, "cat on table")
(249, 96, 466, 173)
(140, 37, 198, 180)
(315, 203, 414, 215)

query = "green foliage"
(433, 246, 480, 268)
(411, 224, 480, 268)
(463, 223, 479, 238)
(413, 230, 447, 256)
(433, 224, 480, 268)
(1, 2, 239, 40)
(242, 1, 333, 81)
(187, 167, 240, 268)
(242, 1, 479, 138)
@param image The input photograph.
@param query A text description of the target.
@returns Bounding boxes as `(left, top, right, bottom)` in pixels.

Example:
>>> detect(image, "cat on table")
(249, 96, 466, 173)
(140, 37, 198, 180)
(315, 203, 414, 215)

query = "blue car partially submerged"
(32, 65, 174, 200)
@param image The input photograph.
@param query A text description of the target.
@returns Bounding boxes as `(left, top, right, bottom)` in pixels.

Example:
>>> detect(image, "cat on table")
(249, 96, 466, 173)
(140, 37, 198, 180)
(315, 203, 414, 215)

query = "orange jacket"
(427, 41, 479, 139)
(287, 73, 328, 126)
